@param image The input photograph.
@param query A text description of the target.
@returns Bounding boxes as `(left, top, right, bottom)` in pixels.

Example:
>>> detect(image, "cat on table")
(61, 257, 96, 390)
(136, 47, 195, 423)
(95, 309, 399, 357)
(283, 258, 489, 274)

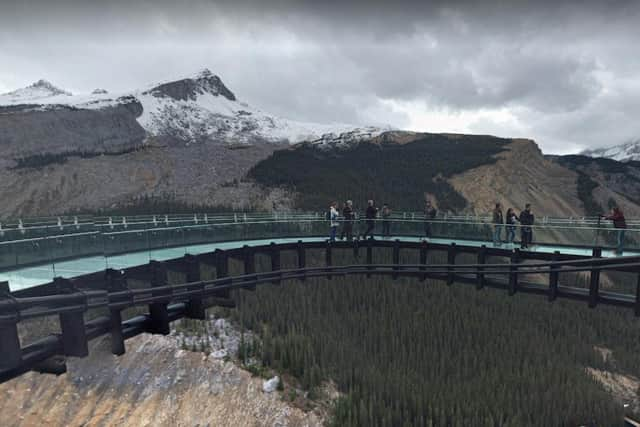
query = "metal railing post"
(419, 241, 428, 282)
(508, 249, 520, 296)
(54, 277, 89, 357)
(184, 254, 206, 320)
(588, 247, 602, 308)
(148, 261, 170, 335)
(392, 239, 400, 280)
(270, 242, 281, 285)
(476, 245, 486, 290)
(447, 243, 456, 285)
(297, 240, 306, 282)
(326, 241, 333, 280)
(0, 281, 22, 370)
(548, 251, 560, 302)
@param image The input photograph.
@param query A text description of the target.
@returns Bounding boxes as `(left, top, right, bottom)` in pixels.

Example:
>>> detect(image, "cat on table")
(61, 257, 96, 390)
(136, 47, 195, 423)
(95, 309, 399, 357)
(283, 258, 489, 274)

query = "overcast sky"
(1, 0, 639, 154)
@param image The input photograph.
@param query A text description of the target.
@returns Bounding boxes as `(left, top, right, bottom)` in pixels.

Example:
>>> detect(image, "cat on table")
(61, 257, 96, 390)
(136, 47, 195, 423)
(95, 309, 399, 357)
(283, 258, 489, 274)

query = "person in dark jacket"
(505, 208, 519, 245)
(519, 204, 534, 249)
(603, 206, 627, 254)
(381, 204, 392, 237)
(492, 203, 504, 246)
(362, 200, 378, 239)
(424, 200, 437, 239)
(340, 200, 355, 241)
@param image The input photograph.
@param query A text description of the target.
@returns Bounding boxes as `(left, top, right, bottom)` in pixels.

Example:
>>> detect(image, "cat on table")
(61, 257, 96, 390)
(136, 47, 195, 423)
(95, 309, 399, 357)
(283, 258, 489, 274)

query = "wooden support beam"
(476, 245, 486, 290)
(366, 239, 373, 278)
(392, 240, 400, 280)
(588, 247, 602, 308)
(105, 269, 127, 356)
(353, 239, 360, 258)
(447, 243, 456, 285)
(548, 251, 560, 302)
(215, 249, 230, 299)
(508, 249, 520, 296)
(297, 240, 306, 282)
(242, 245, 256, 291)
(184, 254, 206, 320)
(54, 277, 89, 358)
(634, 273, 640, 317)
(419, 241, 429, 282)
(325, 241, 333, 280)
(270, 242, 281, 285)
(148, 262, 170, 335)
(0, 281, 22, 370)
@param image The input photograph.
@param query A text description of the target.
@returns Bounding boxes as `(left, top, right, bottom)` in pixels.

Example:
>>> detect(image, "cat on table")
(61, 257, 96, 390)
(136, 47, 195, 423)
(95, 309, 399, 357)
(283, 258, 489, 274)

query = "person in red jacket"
(602, 206, 627, 255)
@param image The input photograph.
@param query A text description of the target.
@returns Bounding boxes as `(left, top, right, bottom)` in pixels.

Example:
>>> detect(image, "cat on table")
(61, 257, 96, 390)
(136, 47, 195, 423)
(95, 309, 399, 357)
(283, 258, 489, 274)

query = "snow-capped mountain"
(581, 140, 640, 162)
(0, 69, 386, 146)
(1, 79, 72, 103)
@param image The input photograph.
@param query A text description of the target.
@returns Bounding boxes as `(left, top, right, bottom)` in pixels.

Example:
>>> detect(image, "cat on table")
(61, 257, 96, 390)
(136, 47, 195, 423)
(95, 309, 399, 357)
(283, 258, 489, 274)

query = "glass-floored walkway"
(2, 236, 637, 292)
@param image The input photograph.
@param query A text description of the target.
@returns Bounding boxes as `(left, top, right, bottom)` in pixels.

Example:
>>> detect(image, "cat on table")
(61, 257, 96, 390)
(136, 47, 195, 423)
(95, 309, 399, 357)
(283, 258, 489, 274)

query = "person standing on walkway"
(505, 208, 518, 245)
(381, 204, 392, 237)
(329, 201, 340, 242)
(424, 200, 437, 239)
(603, 206, 627, 254)
(492, 203, 504, 246)
(340, 200, 355, 241)
(519, 204, 534, 249)
(362, 200, 378, 240)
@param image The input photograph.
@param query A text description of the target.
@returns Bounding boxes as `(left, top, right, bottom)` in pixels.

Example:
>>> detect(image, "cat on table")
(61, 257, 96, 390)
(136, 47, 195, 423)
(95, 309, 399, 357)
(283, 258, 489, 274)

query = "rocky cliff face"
(0, 324, 324, 427)
(0, 100, 145, 162)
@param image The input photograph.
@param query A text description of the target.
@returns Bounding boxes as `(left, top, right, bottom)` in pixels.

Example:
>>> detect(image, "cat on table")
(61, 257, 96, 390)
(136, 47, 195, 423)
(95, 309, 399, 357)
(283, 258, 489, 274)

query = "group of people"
(328, 199, 629, 254)
(491, 203, 535, 249)
(329, 200, 393, 242)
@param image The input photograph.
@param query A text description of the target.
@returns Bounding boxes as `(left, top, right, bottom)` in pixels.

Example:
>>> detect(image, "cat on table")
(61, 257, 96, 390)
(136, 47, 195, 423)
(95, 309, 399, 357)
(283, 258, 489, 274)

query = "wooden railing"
(1, 239, 639, 384)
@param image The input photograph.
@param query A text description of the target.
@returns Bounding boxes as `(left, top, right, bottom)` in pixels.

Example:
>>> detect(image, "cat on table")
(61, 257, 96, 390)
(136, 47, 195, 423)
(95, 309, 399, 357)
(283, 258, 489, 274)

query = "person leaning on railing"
(382, 204, 392, 237)
(492, 203, 504, 247)
(424, 200, 437, 239)
(505, 208, 519, 245)
(519, 204, 534, 249)
(340, 200, 355, 241)
(602, 206, 626, 255)
(362, 200, 378, 240)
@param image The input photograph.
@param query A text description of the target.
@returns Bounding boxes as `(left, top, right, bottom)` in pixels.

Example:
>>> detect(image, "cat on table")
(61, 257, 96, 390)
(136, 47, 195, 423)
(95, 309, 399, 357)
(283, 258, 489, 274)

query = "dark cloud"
(1, 0, 639, 153)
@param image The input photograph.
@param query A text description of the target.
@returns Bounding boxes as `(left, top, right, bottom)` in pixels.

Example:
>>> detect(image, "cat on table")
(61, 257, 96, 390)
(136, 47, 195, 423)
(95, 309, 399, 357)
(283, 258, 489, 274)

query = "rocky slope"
(0, 319, 324, 427)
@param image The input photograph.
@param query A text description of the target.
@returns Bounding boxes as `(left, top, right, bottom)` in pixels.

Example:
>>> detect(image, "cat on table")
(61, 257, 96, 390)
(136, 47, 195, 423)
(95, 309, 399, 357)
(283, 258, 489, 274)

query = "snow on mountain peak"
(1, 79, 72, 103)
(143, 69, 236, 102)
(0, 69, 388, 146)
(581, 139, 640, 162)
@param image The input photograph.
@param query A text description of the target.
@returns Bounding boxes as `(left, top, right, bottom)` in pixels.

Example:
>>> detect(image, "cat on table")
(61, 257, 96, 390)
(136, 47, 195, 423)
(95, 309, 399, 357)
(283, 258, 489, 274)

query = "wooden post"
(326, 241, 333, 280)
(297, 240, 306, 282)
(148, 262, 170, 335)
(0, 282, 22, 370)
(54, 277, 89, 357)
(353, 238, 360, 258)
(476, 245, 486, 290)
(366, 239, 373, 278)
(215, 249, 230, 299)
(242, 245, 256, 291)
(447, 243, 456, 285)
(392, 240, 400, 280)
(548, 251, 560, 302)
(105, 269, 127, 356)
(270, 242, 281, 285)
(184, 254, 206, 320)
(419, 241, 428, 282)
(508, 249, 520, 296)
(635, 272, 640, 317)
(588, 247, 602, 308)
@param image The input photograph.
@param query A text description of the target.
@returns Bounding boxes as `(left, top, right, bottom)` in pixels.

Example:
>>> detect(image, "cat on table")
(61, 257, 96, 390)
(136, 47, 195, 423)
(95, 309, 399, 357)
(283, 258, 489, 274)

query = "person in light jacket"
(329, 201, 339, 242)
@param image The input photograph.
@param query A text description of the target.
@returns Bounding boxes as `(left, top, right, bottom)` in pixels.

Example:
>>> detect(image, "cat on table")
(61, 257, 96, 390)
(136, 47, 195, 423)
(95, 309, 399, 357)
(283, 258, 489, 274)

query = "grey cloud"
(0, 0, 640, 153)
